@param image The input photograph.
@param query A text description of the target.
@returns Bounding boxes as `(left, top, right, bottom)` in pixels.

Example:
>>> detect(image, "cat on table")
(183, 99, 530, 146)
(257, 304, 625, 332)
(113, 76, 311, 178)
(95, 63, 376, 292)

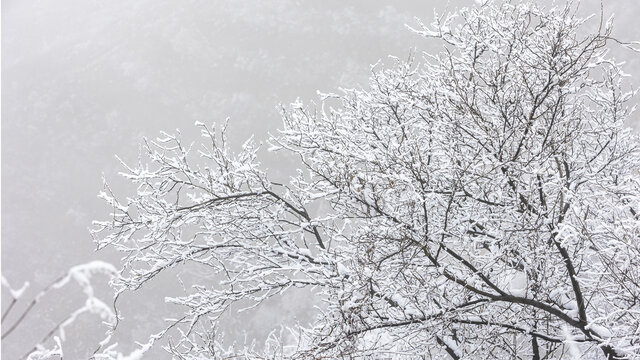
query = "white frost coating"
(52, 260, 118, 297)
(586, 323, 613, 339)
(54, 336, 63, 359)
(25, 344, 62, 360)
(1, 276, 30, 299)
(24, 332, 64, 360)
(9, 261, 117, 360)
(336, 262, 351, 276)
(441, 336, 462, 358)
(390, 293, 421, 317)
(562, 325, 582, 360)
(117, 342, 152, 360)
(507, 271, 527, 297)
(297, 248, 312, 257)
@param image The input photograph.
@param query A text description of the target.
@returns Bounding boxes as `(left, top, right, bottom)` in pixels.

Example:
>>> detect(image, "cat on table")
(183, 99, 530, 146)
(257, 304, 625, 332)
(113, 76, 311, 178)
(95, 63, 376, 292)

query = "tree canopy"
(93, 1, 640, 358)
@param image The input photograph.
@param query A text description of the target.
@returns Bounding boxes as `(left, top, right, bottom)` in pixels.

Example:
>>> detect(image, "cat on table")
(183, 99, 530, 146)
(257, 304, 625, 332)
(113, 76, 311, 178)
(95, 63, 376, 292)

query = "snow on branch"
(2, 261, 117, 360)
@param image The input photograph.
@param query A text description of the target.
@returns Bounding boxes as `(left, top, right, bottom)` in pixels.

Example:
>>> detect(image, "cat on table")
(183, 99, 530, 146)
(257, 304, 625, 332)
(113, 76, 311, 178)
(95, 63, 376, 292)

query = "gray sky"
(3, 1, 639, 358)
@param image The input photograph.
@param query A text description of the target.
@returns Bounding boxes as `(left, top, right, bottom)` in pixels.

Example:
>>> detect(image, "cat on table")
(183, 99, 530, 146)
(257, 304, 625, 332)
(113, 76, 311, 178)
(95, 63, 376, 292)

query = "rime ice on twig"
(2, 261, 117, 360)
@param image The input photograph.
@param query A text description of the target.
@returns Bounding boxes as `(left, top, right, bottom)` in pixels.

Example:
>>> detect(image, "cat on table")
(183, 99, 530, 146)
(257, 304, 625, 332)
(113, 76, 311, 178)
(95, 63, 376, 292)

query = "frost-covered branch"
(1, 261, 117, 360)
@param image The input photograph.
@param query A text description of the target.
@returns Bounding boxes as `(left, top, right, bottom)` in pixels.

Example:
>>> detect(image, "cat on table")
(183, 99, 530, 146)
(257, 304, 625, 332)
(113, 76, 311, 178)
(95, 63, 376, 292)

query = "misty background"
(2, 1, 639, 358)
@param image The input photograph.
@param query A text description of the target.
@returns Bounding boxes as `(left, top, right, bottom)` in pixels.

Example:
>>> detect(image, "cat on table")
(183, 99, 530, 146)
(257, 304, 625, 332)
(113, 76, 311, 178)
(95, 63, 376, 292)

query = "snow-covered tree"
(92, 1, 640, 358)
(1, 261, 117, 360)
